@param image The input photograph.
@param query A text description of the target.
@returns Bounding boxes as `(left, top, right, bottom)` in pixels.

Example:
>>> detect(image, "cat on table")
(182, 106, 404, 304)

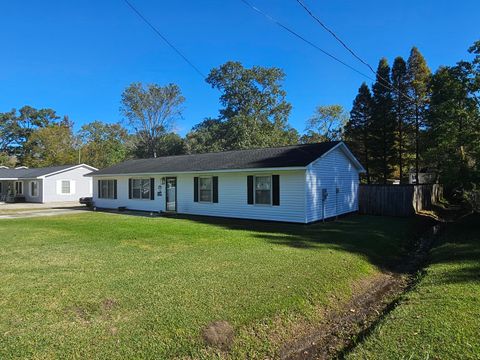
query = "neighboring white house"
(88, 141, 365, 223)
(0, 164, 97, 203)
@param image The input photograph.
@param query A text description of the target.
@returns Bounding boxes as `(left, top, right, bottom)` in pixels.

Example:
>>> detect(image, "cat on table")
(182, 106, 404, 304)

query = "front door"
(165, 177, 177, 212)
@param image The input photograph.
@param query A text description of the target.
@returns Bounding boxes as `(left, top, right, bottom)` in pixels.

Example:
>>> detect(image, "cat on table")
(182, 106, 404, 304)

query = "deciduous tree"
(121, 83, 185, 158)
(302, 104, 348, 143)
(79, 121, 131, 169)
(23, 118, 77, 167)
(206, 61, 298, 150)
(185, 118, 228, 154)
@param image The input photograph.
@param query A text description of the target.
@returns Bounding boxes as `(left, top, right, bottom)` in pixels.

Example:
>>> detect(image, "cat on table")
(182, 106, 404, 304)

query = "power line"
(295, 0, 413, 101)
(295, 0, 377, 75)
(239, 0, 374, 81)
(123, 0, 206, 79)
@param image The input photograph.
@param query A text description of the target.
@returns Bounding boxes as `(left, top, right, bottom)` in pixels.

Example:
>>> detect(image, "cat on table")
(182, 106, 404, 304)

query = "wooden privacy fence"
(359, 184, 443, 217)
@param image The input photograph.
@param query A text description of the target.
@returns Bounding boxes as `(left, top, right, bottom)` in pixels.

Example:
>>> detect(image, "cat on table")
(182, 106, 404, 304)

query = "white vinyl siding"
(305, 145, 360, 222)
(91, 144, 362, 223)
(179, 171, 306, 222)
(56, 180, 75, 195)
(93, 170, 306, 222)
(42, 166, 92, 202)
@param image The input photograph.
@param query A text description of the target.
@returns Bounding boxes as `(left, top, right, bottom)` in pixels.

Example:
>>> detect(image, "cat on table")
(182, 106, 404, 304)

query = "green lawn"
(348, 213, 480, 360)
(0, 212, 418, 359)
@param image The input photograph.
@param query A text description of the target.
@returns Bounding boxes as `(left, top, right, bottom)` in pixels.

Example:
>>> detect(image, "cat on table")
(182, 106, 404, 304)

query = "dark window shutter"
(193, 177, 199, 202)
(98, 180, 101, 198)
(247, 175, 254, 204)
(128, 179, 132, 199)
(272, 175, 280, 206)
(150, 178, 155, 200)
(212, 176, 218, 203)
(113, 180, 117, 199)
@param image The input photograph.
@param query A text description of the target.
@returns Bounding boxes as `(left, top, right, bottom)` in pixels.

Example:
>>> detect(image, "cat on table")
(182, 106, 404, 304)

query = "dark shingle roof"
(0, 165, 79, 179)
(91, 141, 342, 176)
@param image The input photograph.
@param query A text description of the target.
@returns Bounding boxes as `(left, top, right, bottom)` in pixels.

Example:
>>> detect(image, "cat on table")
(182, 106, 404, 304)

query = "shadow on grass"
(160, 212, 435, 274)
(427, 213, 480, 285)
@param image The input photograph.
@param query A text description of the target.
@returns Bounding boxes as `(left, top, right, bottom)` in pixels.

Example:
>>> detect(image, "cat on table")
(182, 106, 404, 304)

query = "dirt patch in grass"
(202, 320, 235, 351)
(281, 221, 442, 360)
(280, 272, 408, 359)
(66, 298, 119, 325)
(102, 298, 118, 311)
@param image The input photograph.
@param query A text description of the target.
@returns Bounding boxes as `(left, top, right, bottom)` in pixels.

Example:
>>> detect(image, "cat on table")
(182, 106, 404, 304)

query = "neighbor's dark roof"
(91, 141, 342, 176)
(0, 165, 78, 179)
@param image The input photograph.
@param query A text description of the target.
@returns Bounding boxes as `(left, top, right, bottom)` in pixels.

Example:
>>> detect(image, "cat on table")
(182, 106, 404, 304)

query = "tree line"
(345, 42, 480, 193)
(0, 61, 331, 169)
(1, 41, 479, 195)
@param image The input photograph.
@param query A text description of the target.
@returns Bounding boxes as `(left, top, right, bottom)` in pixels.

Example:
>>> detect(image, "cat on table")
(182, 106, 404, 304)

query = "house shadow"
(163, 212, 436, 274)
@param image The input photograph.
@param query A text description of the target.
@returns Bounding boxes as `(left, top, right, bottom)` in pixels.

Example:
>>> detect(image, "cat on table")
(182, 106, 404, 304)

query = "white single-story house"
(0, 164, 97, 203)
(89, 141, 365, 223)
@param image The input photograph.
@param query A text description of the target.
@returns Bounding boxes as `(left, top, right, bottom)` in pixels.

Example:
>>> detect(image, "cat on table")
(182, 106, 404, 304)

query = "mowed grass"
(0, 212, 418, 359)
(348, 214, 480, 360)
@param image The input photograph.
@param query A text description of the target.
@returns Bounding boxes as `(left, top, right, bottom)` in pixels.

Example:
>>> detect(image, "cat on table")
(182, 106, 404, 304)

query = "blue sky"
(1, 0, 479, 136)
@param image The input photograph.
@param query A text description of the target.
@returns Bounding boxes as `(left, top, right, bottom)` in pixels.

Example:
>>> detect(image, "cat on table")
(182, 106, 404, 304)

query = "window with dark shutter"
(272, 175, 280, 206)
(193, 177, 199, 202)
(247, 175, 254, 204)
(212, 176, 218, 203)
(98, 180, 116, 199)
(128, 179, 132, 199)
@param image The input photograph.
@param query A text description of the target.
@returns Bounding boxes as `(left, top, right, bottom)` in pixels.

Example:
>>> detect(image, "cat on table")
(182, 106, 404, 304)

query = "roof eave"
(88, 166, 308, 177)
(39, 164, 99, 179)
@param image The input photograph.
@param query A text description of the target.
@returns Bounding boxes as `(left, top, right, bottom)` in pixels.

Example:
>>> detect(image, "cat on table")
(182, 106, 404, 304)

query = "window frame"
(254, 175, 272, 206)
(61, 180, 71, 195)
(30, 181, 39, 197)
(198, 176, 213, 203)
(98, 179, 116, 199)
(14, 181, 23, 195)
(131, 178, 151, 200)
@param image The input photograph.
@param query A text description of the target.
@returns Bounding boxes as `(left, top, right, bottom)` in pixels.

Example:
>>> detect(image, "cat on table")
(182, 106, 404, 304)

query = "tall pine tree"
(427, 65, 479, 190)
(345, 83, 373, 183)
(371, 58, 396, 183)
(407, 47, 431, 183)
(392, 56, 411, 183)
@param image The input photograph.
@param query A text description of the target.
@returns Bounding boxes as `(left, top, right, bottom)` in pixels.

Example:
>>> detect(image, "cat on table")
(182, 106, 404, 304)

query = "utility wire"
(295, 0, 413, 101)
(123, 0, 206, 79)
(295, 0, 377, 75)
(239, 0, 374, 81)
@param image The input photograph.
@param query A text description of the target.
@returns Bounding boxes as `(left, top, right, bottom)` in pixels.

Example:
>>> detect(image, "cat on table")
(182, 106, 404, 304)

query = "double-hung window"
(99, 180, 116, 199)
(30, 181, 39, 197)
(131, 179, 150, 200)
(61, 180, 71, 194)
(199, 177, 212, 202)
(255, 175, 271, 205)
(14, 181, 23, 195)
